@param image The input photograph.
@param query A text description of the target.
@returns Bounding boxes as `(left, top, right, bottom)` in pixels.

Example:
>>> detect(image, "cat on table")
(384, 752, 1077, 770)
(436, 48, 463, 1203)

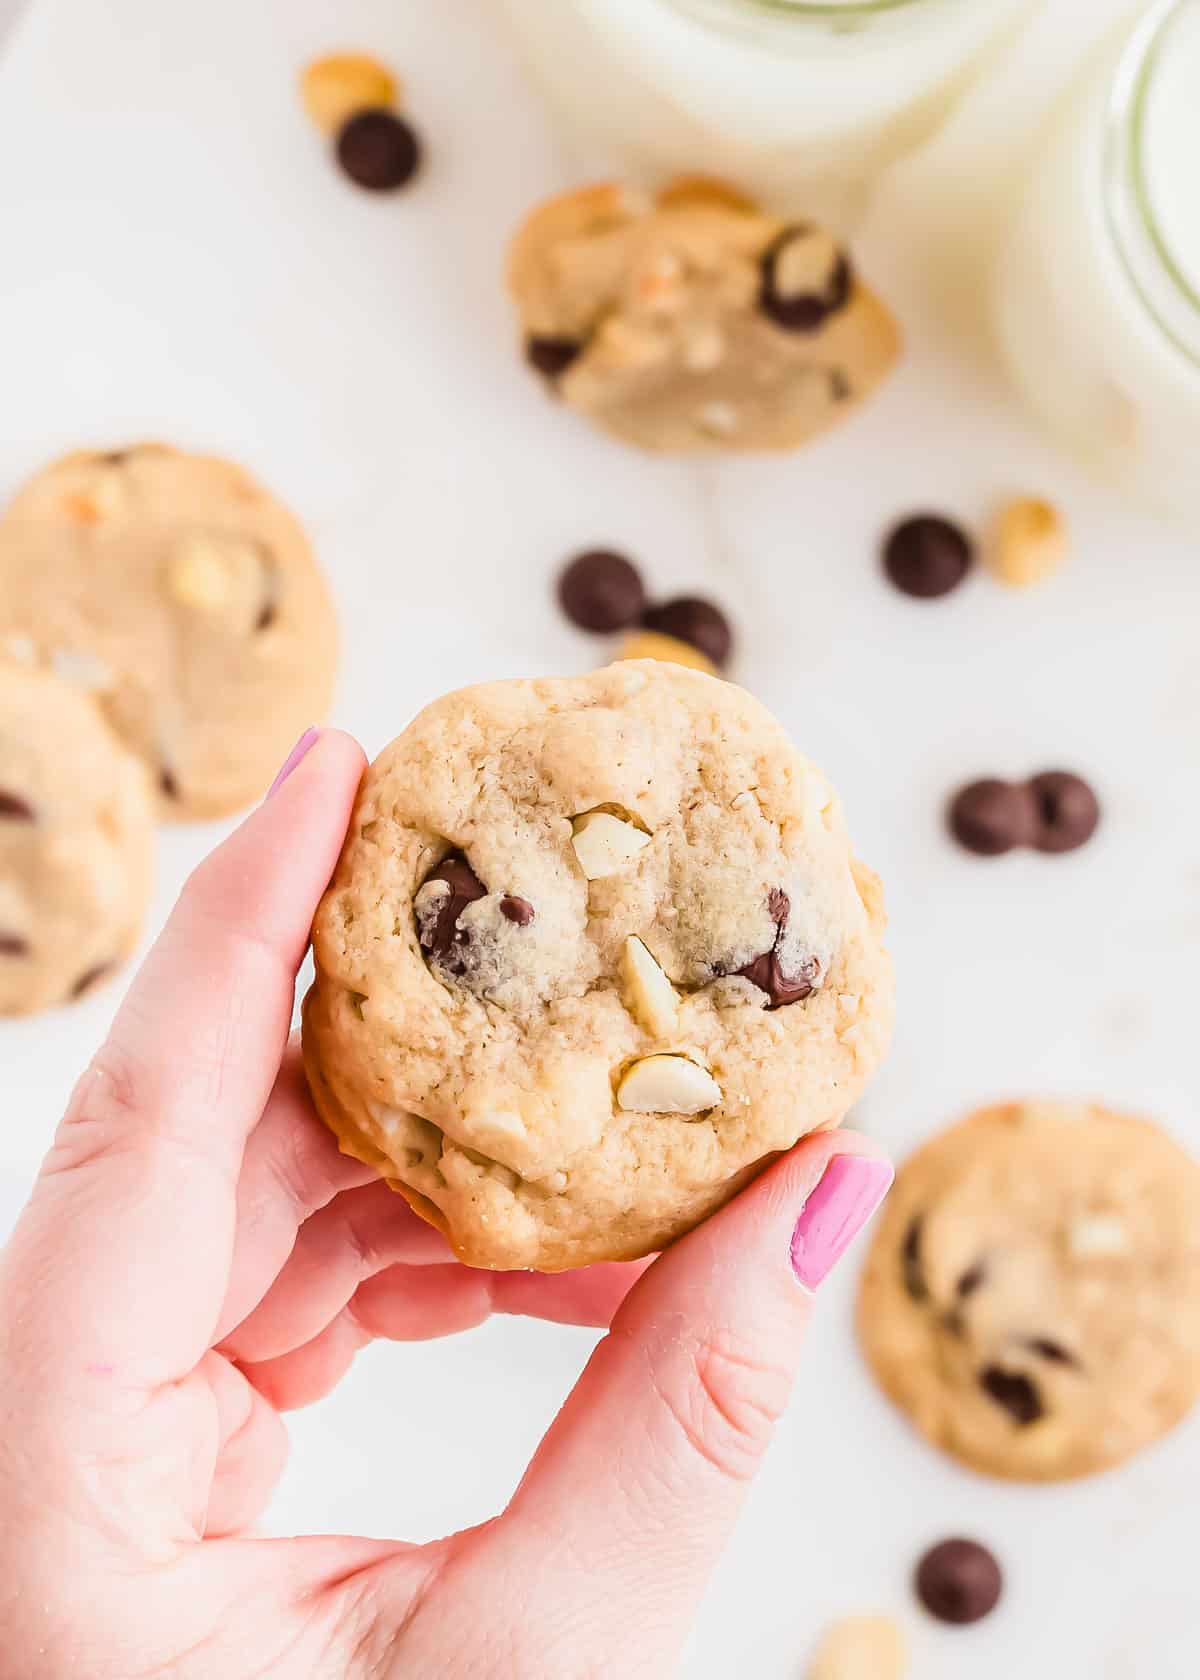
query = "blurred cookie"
(510, 182, 899, 452)
(858, 1100, 1200, 1480)
(303, 660, 892, 1270)
(0, 660, 155, 1014)
(0, 444, 337, 819)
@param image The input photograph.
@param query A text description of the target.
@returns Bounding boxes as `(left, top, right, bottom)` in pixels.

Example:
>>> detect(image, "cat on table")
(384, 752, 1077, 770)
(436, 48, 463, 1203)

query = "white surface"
(1, 1, 1198, 1676)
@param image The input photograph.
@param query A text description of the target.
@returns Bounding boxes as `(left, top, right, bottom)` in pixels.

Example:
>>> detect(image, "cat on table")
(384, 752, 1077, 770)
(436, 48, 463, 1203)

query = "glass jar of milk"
(994, 0, 1200, 521)
(489, 0, 1040, 225)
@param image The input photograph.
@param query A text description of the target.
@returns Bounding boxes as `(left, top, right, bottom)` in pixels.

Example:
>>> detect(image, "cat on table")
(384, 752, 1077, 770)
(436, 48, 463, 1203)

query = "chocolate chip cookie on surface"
(0, 660, 155, 1015)
(303, 661, 893, 1270)
(510, 180, 900, 452)
(0, 444, 337, 819)
(859, 1100, 1200, 1481)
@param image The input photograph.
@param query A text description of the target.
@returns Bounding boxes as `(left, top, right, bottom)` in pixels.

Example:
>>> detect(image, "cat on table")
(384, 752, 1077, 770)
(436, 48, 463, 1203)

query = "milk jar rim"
(662, 0, 983, 50)
(1105, 0, 1200, 372)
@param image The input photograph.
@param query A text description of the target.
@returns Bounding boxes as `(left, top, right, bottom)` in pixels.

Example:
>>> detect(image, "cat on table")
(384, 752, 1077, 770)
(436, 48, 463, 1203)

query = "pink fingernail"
(790, 1155, 893, 1290)
(267, 727, 320, 799)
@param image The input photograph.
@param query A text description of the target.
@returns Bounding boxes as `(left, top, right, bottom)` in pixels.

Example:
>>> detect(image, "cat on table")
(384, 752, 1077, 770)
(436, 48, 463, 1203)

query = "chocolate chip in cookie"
(901, 1217, 928, 1302)
(760, 225, 853, 333)
(979, 1364, 1044, 1426)
(915, 1538, 1003, 1625)
(415, 855, 488, 976)
(71, 961, 114, 999)
(724, 888, 820, 1010)
(0, 933, 30, 957)
(0, 790, 35, 821)
(525, 335, 586, 382)
(500, 895, 535, 926)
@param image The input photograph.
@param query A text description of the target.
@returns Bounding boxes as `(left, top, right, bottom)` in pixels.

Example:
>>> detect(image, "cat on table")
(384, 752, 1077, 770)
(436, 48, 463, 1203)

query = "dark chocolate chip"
(500, 895, 535, 926)
(947, 778, 1039, 857)
(558, 550, 647, 633)
(828, 368, 851, 402)
(956, 1260, 988, 1299)
(882, 514, 973, 599)
(0, 933, 30, 957)
(1026, 1336, 1077, 1366)
(902, 1216, 928, 1303)
(526, 335, 585, 382)
(641, 597, 733, 667)
(336, 108, 422, 192)
(417, 854, 488, 976)
(915, 1538, 1003, 1626)
(979, 1364, 1044, 1426)
(0, 790, 35, 822)
(726, 887, 818, 1009)
(159, 768, 180, 802)
(71, 961, 113, 999)
(99, 450, 129, 466)
(256, 602, 277, 632)
(941, 1309, 966, 1338)
(759, 226, 853, 333)
(1029, 771, 1100, 855)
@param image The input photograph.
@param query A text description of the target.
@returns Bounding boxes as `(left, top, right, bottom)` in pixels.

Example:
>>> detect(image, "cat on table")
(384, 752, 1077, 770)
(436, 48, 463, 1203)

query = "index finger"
(3, 729, 366, 1394)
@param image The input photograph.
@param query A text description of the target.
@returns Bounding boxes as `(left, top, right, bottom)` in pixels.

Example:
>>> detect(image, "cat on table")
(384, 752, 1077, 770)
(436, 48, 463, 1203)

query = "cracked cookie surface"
(509, 181, 900, 453)
(0, 660, 155, 1015)
(858, 1100, 1200, 1481)
(303, 661, 892, 1270)
(0, 444, 337, 819)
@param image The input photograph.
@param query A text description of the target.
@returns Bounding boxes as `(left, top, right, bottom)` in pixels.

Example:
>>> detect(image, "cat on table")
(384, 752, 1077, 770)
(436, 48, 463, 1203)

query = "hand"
(0, 729, 892, 1679)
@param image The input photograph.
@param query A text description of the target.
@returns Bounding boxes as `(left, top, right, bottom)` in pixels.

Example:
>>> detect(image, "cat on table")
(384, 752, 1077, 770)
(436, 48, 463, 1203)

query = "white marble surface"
(0, 1, 1198, 1675)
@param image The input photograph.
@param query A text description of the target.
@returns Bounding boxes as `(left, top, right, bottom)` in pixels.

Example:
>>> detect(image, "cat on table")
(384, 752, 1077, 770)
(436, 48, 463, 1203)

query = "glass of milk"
(994, 0, 1200, 521)
(488, 0, 1040, 226)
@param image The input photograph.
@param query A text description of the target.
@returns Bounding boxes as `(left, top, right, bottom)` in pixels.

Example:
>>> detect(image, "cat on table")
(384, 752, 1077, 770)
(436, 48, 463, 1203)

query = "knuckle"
(41, 1042, 148, 1179)
(661, 1330, 792, 1483)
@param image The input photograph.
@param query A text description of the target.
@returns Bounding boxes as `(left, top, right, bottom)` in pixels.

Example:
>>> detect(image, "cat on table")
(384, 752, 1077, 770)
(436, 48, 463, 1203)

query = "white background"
(0, 1, 1197, 1675)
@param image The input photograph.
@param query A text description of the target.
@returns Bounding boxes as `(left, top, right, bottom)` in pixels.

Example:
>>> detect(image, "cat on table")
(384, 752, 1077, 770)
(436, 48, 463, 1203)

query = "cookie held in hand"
(303, 661, 892, 1270)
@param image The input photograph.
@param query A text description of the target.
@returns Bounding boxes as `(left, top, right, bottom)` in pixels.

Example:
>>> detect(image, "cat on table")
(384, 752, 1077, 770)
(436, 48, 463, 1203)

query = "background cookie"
(858, 1100, 1200, 1481)
(510, 182, 900, 453)
(0, 660, 155, 1015)
(0, 444, 338, 819)
(304, 660, 893, 1270)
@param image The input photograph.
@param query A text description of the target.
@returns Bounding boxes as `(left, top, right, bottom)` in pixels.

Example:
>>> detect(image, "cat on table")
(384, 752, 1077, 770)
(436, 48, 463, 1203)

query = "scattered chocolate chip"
(915, 1538, 1003, 1626)
(947, 778, 1039, 857)
(0, 933, 30, 957)
(558, 550, 647, 633)
(99, 450, 129, 466)
(725, 887, 818, 1009)
(255, 602, 277, 632)
(979, 1364, 1044, 1426)
(335, 108, 422, 192)
(159, 768, 180, 801)
(526, 335, 585, 382)
(882, 514, 973, 599)
(0, 790, 35, 821)
(71, 962, 113, 999)
(1029, 771, 1100, 854)
(828, 368, 852, 402)
(641, 597, 733, 667)
(416, 854, 487, 976)
(901, 1217, 928, 1303)
(1026, 1336, 1077, 1366)
(759, 226, 853, 332)
(956, 1260, 988, 1299)
(500, 895, 535, 926)
(941, 1310, 966, 1338)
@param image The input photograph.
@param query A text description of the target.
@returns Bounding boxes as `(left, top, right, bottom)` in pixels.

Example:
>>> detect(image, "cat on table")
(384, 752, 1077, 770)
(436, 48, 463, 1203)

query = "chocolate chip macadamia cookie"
(510, 181, 900, 452)
(859, 1100, 1200, 1481)
(0, 660, 155, 1015)
(0, 444, 337, 819)
(304, 662, 892, 1270)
